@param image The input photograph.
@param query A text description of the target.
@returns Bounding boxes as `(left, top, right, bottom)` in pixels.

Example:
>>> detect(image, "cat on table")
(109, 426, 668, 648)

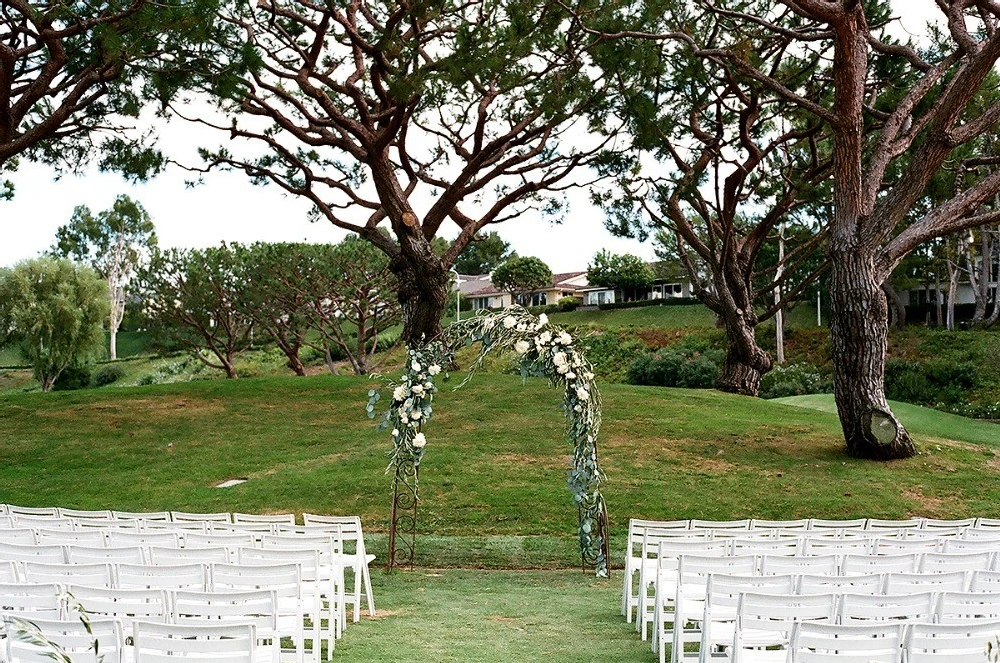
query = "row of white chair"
(658, 567, 1000, 663)
(626, 517, 995, 533)
(4, 618, 258, 663)
(0, 505, 324, 525)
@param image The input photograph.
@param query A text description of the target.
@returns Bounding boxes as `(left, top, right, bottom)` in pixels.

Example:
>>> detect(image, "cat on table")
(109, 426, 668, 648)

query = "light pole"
(450, 267, 461, 322)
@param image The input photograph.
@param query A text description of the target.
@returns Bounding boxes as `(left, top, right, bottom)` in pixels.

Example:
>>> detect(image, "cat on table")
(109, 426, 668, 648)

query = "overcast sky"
(0, 1, 940, 271)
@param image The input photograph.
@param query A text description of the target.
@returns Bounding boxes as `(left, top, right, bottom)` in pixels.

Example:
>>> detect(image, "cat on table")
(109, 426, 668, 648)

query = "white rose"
(558, 331, 573, 345)
(557, 364, 569, 375)
(576, 387, 589, 401)
(584, 372, 594, 381)
(411, 361, 422, 372)
(537, 331, 552, 345)
(516, 323, 526, 331)
(392, 429, 400, 437)
(428, 364, 441, 376)
(552, 351, 567, 367)
(425, 382, 434, 390)
(503, 315, 517, 329)
(514, 340, 530, 354)
(393, 385, 408, 401)
(400, 414, 408, 423)
(566, 372, 576, 379)
(573, 405, 582, 412)
(412, 433, 427, 448)
(411, 384, 424, 395)
(411, 410, 422, 419)
(538, 313, 548, 326)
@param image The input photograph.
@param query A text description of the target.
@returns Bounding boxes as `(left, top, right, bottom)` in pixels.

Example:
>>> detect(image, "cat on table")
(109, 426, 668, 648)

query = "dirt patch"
(488, 616, 520, 624)
(368, 609, 403, 620)
(901, 487, 949, 518)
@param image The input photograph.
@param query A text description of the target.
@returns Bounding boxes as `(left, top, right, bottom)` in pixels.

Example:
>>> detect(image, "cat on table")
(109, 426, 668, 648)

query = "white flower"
(516, 323, 526, 331)
(538, 313, 548, 326)
(552, 351, 568, 367)
(503, 315, 517, 329)
(584, 372, 594, 381)
(411, 361, 422, 372)
(400, 414, 409, 423)
(411, 384, 424, 395)
(425, 382, 434, 390)
(573, 404, 582, 412)
(393, 385, 408, 401)
(566, 372, 576, 379)
(412, 433, 427, 448)
(557, 364, 569, 375)
(411, 410, 422, 419)
(537, 331, 552, 345)
(558, 331, 573, 345)
(576, 387, 589, 401)
(392, 429, 400, 437)
(428, 364, 441, 376)
(514, 340, 530, 354)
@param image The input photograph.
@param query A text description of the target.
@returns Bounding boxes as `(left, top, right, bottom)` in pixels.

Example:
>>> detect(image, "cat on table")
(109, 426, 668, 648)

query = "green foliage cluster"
(626, 349, 722, 389)
(579, 331, 648, 383)
(759, 364, 833, 399)
(52, 365, 93, 391)
(453, 232, 515, 275)
(92, 364, 127, 387)
(885, 358, 979, 407)
(586, 250, 654, 291)
(597, 297, 699, 310)
(492, 257, 553, 300)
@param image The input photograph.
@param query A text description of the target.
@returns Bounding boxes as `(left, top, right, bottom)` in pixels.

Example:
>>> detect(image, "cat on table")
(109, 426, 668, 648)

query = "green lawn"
(3, 373, 1000, 568)
(549, 301, 824, 330)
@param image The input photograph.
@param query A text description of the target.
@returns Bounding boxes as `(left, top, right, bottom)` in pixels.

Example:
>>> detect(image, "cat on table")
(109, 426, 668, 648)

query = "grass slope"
(3, 374, 1000, 567)
(549, 302, 823, 330)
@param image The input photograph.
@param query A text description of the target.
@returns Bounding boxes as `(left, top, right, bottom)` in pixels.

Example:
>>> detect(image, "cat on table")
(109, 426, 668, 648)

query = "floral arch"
(367, 307, 610, 577)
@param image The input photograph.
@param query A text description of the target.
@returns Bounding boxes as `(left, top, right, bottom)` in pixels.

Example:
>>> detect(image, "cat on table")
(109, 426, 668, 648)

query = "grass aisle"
(337, 570, 646, 662)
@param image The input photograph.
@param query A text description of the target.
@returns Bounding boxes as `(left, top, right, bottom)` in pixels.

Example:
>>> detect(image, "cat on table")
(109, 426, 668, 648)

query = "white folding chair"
(731, 538, 801, 558)
(903, 619, 1000, 662)
(34, 528, 108, 548)
(4, 616, 124, 663)
(838, 592, 936, 624)
(690, 574, 797, 663)
(0, 543, 66, 565)
(186, 532, 257, 555)
(866, 519, 922, 532)
(962, 528, 1000, 541)
(234, 513, 296, 525)
(786, 620, 903, 663)
(969, 570, 1000, 592)
(935, 590, 1000, 623)
(117, 563, 208, 591)
(658, 555, 757, 660)
(149, 546, 231, 565)
(212, 563, 310, 663)
(133, 620, 255, 662)
(260, 535, 346, 641)
(808, 519, 866, 531)
(802, 538, 872, 556)
(300, 515, 375, 624)
(67, 545, 145, 565)
(623, 519, 685, 620)
(884, 570, 968, 594)
(112, 510, 171, 522)
(873, 538, 941, 554)
(918, 552, 993, 574)
(22, 562, 114, 588)
(9, 517, 74, 531)
(975, 518, 1000, 529)
(108, 531, 181, 549)
(922, 518, 976, 530)
(690, 519, 750, 534)
(5, 507, 59, 518)
(842, 553, 918, 575)
(142, 520, 207, 534)
(640, 539, 729, 640)
(57, 508, 113, 521)
(0, 530, 35, 546)
(943, 539, 1000, 554)
(750, 519, 809, 531)
(0, 561, 17, 583)
(0, 583, 63, 624)
(732, 592, 837, 663)
(797, 574, 882, 595)
(215, 522, 276, 536)
(69, 585, 169, 640)
(171, 512, 232, 524)
(905, 527, 964, 540)
(173, 589, 279, 663)
(760, 555, 839, 577)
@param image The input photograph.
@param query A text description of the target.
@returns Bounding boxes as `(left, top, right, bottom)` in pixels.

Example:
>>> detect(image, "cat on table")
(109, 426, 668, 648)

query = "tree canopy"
(586, 250, 653, 291)
(492, 256, 553, 302)
(454, 232, 515, 275)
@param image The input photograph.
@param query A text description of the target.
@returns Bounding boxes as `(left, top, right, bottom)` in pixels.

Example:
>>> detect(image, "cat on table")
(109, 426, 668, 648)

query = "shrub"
(582, 331, 647, 383)
(91, 364, 127, 387)
(527, 303, 562, 315)
(557, 296, 580, 312)
(52, 365, 92, 391)
(885, 358, 978, 406)
(759, 363, 832, 399)
(597, 297, 698, 310)
(626, 349, 720, 389)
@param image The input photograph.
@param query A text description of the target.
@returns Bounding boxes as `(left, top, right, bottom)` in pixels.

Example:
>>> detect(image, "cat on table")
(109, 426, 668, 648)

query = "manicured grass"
(549, 301, 824, 330)
(337, 569, 646, 662)
(3, 373, 1000, 569)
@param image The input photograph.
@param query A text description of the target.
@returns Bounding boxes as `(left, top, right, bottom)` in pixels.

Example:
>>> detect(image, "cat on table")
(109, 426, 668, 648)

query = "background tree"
(609, 1, 1000, 457)
(586, 250, 654, 303)
(454, 232, 516, 275)
(588, 2, 831, 395)
(52, 195, 157, 360)
(137, 245, 252, 379)
(184, 0, 612, 346)
(492, 256, 553, 306)
(0, 0, 223, 194)
(0, 257, 108, 391)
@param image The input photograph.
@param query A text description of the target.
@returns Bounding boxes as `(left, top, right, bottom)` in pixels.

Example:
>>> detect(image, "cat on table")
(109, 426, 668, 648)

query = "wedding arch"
(366, 307, 610, 577)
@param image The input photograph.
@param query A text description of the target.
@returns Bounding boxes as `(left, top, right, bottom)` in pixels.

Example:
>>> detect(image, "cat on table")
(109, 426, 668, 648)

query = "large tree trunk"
(716, 313, 773, 396)
(881, 281, 906, 330)
(392, 257, 450, 347)
(828, 249, 915, 460)
(946, 260, 959, 331)
(109, 326, 118, 361)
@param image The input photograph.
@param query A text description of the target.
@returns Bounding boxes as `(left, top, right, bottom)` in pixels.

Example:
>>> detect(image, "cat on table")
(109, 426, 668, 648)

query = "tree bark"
(323, 348, 339, 375)
(109, 326, 118, 361)
(935, 272, 943, 326)
(829, 249, 915, 460)
(716, 313, 773, 396)
(392, 256, 450, 347)
(946, 259, 959, 331)
(881, 281, 906, 330)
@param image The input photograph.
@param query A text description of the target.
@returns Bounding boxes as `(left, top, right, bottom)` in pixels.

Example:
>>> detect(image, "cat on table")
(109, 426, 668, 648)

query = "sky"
(0, 1, 940, 271)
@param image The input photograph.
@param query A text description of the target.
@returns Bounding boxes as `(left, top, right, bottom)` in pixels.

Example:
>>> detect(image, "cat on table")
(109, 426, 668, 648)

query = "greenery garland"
(367, 306, 608, 576)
